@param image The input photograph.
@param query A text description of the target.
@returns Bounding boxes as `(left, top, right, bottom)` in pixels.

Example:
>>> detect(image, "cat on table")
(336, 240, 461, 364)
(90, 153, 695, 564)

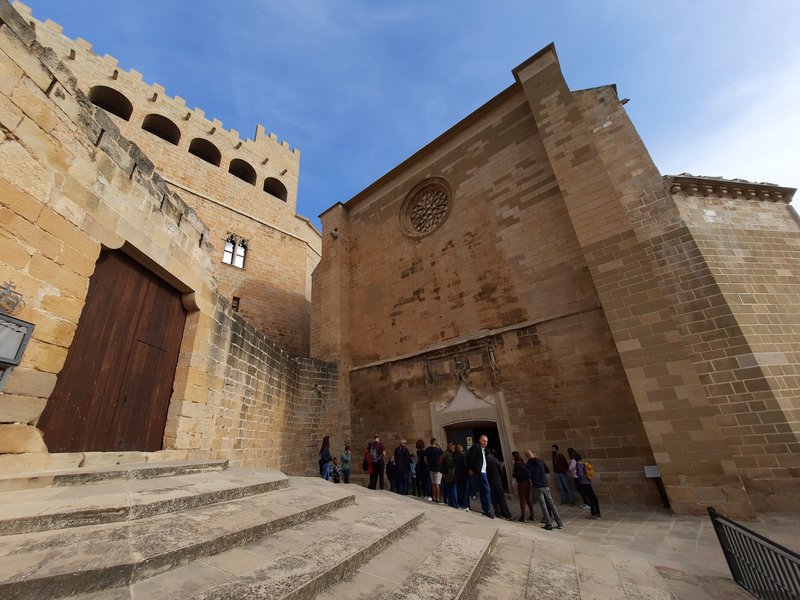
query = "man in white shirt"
(466, 435, 495, 518)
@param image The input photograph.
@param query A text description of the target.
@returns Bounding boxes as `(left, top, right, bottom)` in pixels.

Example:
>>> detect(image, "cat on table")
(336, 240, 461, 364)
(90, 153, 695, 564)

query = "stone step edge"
(188, 508, 427, 600)
(281, 510, 426, 600)
(383, 524, 499, 600)
(0, 460, 231, 492)
(0, 475, 290, 536)
(1, 492, 357, 600)
(454, 527, 499, 600)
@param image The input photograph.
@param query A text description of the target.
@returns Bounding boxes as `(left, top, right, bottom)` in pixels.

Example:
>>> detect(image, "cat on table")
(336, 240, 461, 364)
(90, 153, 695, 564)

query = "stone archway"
(429, 380, 516, 492)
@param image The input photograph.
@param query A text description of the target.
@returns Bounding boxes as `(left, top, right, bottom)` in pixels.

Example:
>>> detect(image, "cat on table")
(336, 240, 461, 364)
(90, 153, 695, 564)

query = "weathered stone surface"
(0, 423, 46, 453)
(0, 476, 355, 600)
(0, 451, 84, 480)
(0, 468, 289, 535)
(0, 394, 47, 424)
(0, 0, 339, 476)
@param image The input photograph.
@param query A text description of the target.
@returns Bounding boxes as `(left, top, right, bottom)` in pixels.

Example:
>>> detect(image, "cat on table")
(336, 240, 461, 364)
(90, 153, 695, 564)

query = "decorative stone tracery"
(399, 178, 452, 237)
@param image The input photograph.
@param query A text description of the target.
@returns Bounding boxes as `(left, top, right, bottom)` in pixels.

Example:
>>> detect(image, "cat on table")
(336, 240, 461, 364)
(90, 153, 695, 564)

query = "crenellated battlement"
(13, 2, 299, 159)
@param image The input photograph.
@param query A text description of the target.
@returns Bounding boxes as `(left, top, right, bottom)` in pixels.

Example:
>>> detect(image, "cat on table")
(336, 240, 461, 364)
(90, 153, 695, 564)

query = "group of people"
(318, 434, 601, 529)
(317, 436, 352, 484)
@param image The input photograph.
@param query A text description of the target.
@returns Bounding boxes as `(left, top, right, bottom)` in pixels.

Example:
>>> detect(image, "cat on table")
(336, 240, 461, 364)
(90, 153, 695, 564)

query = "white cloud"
(657, 51, 800, 196)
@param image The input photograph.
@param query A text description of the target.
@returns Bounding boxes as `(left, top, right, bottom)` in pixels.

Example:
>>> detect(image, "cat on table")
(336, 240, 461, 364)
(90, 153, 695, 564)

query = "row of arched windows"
(88, 85, 288, 201)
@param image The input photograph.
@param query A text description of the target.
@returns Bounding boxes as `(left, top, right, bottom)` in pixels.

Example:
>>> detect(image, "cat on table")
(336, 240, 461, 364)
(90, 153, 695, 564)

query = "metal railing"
(708, 507, 800, 599)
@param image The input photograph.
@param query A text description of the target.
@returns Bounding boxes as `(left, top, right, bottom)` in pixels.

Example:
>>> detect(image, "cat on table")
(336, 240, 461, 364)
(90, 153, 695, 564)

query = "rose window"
(400, 178, 452, 238)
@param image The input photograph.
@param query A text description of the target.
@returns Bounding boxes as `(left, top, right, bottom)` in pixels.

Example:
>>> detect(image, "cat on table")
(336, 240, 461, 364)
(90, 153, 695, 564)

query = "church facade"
(312, 45, 800, 518)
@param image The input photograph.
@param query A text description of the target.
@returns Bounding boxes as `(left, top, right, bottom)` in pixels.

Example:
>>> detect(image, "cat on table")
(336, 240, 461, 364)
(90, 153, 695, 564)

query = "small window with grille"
(222, 233, 247, 269)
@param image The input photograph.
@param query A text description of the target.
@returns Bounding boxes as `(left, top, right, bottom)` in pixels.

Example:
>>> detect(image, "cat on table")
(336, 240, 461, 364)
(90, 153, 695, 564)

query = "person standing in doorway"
(551, 444, 574, 505)
(367, 434, 386, 490)
(453, 443, 470, 511)
(466, 435, 494, 519)
(443, 443, 458, 508)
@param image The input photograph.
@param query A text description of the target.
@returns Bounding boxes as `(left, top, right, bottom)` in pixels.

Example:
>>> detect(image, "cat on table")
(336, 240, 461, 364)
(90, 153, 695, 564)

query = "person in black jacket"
(415, 439, 431, 500)
(453, 444, 470, 510)
(393, 439, 411, 495)
(486, 450, 513, 520)
(465, 435, 494, 518)
(526, 449, 563, 530)
(512, 451, 536, 522)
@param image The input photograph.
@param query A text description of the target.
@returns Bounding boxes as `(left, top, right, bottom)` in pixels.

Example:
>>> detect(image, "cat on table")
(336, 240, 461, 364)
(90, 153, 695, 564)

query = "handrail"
(708, 506, 800, 599)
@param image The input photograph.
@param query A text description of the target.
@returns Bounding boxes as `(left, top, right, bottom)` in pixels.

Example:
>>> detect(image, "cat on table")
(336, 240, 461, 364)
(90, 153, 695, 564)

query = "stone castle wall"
(0, 1, 343, 475)
(16, 1, 320, 356)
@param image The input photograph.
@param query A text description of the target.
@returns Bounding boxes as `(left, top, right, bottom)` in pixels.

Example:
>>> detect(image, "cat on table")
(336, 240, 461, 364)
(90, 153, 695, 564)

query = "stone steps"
(0, 468, 288, 535)
(0, 477, 355, 600)
(0, 463, 754, 600)
(68, 498, 426, 600)
(0, 460, 229, 492)
(382, 524, 498, 599)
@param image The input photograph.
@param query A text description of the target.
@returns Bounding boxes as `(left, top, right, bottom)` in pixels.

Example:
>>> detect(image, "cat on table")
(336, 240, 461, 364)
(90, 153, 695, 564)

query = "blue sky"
(22, 1, 800, 228)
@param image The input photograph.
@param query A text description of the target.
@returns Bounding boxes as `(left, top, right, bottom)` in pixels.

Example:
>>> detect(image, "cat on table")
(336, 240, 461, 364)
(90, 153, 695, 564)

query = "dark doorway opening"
(445, 421, 508, 491)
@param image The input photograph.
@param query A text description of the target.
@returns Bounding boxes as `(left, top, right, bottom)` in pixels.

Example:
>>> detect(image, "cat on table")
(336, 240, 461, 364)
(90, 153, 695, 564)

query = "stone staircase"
(0, 461, 750, 599)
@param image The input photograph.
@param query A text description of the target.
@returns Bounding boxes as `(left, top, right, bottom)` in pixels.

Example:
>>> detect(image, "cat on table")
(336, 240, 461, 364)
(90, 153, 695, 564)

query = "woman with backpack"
(575, 454, 600, 518)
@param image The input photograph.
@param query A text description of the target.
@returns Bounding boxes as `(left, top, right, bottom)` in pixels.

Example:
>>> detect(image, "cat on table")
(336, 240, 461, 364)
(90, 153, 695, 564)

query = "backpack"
(583, 461, 595, 480)
(369, 443, 379, 462)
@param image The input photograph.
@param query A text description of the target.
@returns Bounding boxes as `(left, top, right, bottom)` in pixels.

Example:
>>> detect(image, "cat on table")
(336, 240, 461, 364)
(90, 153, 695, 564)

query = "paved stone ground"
(399, 488, 800, 579)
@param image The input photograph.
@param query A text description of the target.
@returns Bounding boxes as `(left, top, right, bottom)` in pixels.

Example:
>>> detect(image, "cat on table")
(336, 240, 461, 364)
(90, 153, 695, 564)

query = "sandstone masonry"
(312, 45, 799, 517)
(0, 0, 342, 475)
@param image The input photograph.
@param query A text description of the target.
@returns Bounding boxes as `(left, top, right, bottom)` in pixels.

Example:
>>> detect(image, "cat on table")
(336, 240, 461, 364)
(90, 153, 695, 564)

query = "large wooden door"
(38, 250, 186, 452)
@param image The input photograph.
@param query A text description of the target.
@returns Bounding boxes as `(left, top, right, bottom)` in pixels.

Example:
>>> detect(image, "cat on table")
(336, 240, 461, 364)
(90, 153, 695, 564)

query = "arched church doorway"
(445, 421, 509, 491)
(38, 249, 186, 452)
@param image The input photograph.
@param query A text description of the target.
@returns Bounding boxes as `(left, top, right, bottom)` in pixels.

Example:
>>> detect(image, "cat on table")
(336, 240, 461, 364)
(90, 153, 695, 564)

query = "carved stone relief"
(399, 177, 452, 238)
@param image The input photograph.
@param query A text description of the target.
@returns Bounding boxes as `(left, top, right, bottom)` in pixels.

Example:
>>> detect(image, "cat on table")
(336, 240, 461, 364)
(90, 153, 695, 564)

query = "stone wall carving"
(399, 178, 452, 237)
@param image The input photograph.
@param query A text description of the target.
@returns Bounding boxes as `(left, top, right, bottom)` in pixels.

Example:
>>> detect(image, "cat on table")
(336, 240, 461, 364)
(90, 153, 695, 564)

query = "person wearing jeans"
(466, 435, 495, 518)
(567, 447, 590, 508)
(319, 435, 331, 481)
(526, 449, 563, 530)
(551, 444, 574, 505)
